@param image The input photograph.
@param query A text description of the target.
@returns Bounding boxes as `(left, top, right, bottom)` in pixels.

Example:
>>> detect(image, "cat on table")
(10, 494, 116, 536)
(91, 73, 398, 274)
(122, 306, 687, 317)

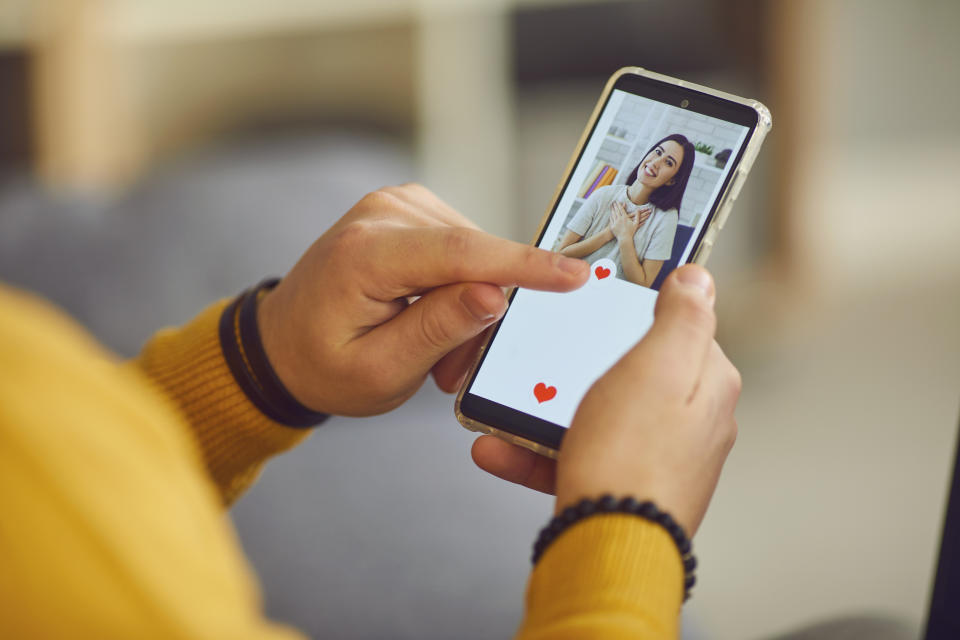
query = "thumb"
(621, 264, 717, 399)
(363, 282, 507, 379)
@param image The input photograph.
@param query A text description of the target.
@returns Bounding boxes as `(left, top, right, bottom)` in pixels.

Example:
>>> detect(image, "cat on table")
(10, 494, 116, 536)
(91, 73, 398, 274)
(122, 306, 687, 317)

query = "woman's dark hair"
(624, 133, 696, 212)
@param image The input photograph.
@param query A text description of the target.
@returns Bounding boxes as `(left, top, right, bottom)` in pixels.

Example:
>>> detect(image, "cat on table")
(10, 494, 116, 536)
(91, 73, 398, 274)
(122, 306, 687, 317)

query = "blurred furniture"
(4, 0, 774, 244)
(10, 0, 608, 239)
(20, 0, 956, 299)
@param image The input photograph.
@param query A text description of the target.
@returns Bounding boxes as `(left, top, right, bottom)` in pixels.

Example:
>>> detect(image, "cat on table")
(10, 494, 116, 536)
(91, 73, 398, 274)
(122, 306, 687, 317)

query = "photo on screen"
(542, 92, 749, 290)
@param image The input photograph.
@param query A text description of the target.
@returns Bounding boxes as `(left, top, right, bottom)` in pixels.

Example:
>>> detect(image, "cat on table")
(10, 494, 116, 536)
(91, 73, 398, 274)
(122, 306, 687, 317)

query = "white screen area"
(469, 89, 749, 428)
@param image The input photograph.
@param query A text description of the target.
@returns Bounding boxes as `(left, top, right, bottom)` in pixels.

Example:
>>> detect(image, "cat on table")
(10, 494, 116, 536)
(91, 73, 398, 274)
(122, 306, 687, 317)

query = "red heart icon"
(533, 382, 557, 403)
(594, 266, 611, 280)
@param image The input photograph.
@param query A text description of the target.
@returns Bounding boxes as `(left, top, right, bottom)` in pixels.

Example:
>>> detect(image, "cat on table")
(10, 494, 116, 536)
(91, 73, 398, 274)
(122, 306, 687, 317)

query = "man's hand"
(473, 265, 739, 537)
(257, 184, 590, 416)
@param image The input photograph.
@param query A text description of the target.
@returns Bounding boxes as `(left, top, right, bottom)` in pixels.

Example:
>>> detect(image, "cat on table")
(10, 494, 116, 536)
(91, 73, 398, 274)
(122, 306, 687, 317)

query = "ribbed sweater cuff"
(134, 299, 311, 505)
(519, 514, 683, 639)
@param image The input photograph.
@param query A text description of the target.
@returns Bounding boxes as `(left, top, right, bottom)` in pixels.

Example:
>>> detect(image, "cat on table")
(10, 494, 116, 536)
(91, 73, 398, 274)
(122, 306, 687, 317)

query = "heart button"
(594, 266, 611, 280)
(533, 382, 557, 403)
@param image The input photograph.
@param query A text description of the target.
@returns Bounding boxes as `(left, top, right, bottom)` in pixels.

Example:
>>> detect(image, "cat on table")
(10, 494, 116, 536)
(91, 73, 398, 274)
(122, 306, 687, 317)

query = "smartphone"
(455, 67, 771, 458)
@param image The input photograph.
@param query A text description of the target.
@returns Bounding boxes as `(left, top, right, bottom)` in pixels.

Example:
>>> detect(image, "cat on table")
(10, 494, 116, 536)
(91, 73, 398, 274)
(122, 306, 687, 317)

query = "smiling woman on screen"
(557, 133, 695, 288)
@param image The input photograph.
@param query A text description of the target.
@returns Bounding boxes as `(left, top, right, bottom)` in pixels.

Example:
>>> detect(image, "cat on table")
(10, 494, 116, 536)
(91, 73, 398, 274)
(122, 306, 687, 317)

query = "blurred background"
(1, 1, 958, 638)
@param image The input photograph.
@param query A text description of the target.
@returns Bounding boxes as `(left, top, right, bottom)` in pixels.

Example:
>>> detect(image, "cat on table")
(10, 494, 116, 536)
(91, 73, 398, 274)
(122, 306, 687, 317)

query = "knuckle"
(727, 362, 743, 398)
(360, 188, 403, 211)
(676, 292, 716, 332)
(441, 228, 474, 274)
(444, 226, 472, 251)
(399, 181, 428, 194)
(715, 344, 742, 399)
(380, 183, 406, 197)
(523, 245, 550, 274)
(726, 419, 739, 450)
(418, 304, 455, 350)
(382, 182, 431, 203)
(334, 219, 377, 253)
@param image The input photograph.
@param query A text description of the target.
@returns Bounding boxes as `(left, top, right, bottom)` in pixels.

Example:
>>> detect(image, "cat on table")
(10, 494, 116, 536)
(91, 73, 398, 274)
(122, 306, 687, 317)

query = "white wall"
(791, 0, 960, 297)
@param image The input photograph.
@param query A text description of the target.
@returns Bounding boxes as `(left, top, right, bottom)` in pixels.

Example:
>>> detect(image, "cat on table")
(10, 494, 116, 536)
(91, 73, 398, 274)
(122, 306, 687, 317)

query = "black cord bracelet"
(532, 495, 697, 602)
(218, 290, 289, 424)
(236, 278, 329, 427)
(219, 279, 330, 428)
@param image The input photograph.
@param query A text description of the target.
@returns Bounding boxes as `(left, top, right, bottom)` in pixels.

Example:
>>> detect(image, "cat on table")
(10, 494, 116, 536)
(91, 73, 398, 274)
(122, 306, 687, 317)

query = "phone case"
(454, 67, 772, 459)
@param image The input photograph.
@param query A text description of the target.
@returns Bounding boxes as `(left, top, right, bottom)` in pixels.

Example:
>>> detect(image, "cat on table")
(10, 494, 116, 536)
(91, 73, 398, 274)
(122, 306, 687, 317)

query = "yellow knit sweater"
(0, 284, 682, 639)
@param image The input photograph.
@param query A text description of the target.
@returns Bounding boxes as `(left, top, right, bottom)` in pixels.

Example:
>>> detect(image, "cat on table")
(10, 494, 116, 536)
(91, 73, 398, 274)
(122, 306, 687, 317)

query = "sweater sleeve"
(133, 299, 311, 505)
(516, 514, 684, 639)
(0, 285, 304, 639)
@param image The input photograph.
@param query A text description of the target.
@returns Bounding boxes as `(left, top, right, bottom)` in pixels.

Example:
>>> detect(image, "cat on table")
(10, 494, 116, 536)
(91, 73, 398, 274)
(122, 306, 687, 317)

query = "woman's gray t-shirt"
(565, 184, 679, 278)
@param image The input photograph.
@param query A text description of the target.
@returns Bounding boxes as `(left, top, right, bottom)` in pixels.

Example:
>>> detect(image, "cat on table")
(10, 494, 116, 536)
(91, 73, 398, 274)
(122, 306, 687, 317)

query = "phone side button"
(695, 233, 715, 264)
(715, 172, 745, 229)
(505, 432, 558, 460)
(527, 440, 559, 461)
(715, 201, 734, 229)
(728, 169, 746, 201)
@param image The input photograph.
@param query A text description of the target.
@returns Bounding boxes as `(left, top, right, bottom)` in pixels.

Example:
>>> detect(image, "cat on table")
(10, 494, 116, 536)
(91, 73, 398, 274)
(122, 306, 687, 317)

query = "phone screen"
(460, 73, 760, 450)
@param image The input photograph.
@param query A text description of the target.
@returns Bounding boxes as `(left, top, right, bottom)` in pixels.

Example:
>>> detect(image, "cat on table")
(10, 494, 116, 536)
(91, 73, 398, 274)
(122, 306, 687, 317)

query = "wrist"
(534, 495, 697, 602)
(214, 279, 329, 426)
(556, 478, 696, 536)
(256, 285, 323, 414)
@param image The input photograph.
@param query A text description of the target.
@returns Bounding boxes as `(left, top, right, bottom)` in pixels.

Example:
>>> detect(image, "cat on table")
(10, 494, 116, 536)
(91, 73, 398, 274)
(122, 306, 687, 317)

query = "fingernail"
(676, 266, 715, 303)
(462, 287, 506, 323)
(558, 256, 586, 275)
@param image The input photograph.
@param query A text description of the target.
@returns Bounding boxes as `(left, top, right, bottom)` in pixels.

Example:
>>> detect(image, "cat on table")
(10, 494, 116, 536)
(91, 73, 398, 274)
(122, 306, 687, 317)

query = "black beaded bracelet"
(532, 495, 697, 602)
(219, 278, 330, 428)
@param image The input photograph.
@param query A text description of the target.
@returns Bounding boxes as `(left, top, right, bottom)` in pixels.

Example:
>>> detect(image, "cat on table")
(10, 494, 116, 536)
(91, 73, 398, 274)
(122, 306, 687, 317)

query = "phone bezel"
(455, 67, 770, 455)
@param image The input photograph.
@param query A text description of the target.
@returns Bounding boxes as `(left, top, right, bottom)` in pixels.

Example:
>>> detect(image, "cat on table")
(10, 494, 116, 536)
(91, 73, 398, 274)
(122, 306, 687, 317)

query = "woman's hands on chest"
(608, 201, 653, 244)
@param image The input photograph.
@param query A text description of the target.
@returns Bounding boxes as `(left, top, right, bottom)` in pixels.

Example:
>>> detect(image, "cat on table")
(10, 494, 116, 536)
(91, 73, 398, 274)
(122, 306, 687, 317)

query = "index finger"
(368, 225, 589, 297)
(379, 184, 483, 231)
